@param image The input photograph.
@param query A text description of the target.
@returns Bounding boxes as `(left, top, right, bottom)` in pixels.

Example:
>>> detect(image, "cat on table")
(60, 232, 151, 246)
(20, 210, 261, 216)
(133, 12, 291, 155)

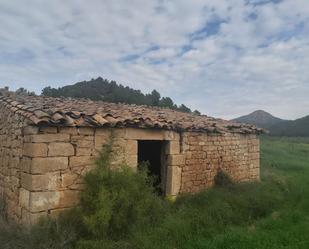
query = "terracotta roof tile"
(0, 90, 263, 134)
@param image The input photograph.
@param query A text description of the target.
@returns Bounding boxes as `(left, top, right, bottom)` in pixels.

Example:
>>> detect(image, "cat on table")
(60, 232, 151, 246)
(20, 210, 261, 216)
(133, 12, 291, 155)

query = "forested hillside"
(270, 115, 309, 137)
(42, 77, 200, 114)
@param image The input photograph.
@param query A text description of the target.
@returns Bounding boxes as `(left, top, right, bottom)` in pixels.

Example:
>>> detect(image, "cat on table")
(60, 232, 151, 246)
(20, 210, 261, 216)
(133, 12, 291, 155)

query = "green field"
(1, 136, 309, 249)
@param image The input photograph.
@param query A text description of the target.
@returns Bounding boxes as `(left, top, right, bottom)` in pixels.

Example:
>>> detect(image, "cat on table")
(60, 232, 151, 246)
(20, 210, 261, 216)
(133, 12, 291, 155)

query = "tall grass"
(0, 136, 308, 248)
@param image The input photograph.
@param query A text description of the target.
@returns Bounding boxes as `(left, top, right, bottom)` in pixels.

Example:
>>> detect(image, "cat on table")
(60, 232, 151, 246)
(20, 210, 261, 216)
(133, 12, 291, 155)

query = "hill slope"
(232, 110, 286, 129)
(234, 110, 309, 137)
(42, 77, 199, 114)
(270, 115, 309, 137)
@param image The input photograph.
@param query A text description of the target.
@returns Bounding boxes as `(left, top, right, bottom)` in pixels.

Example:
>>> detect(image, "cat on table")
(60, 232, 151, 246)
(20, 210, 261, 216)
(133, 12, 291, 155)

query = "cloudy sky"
(0, 0, 308, 119)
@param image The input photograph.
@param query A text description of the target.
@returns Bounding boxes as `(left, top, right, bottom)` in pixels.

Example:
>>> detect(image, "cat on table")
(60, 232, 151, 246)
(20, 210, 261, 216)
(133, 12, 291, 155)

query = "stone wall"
(180, 132, 260, 193)
(0, 105, 27, 221)
(0, 120, 259, 224)
(19, 127, 181, 224)
(19, 126, 112, 224)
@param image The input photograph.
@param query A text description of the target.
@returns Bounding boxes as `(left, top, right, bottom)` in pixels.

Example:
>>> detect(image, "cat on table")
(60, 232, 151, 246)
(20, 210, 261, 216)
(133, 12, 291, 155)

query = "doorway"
(137, 140, 166, 194)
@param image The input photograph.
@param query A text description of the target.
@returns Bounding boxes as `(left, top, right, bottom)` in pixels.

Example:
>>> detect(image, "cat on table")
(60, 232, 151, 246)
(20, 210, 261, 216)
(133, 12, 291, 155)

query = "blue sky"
(0, 0, 308, 119)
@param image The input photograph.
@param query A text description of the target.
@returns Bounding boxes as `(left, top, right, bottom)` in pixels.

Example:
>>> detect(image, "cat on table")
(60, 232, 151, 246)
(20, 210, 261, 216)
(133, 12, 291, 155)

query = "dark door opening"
(138, 140, 166, 194)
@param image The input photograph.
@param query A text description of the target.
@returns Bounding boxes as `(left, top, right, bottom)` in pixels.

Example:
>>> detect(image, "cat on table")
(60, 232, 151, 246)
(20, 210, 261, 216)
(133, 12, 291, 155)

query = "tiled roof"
(0, 90, 263, 134)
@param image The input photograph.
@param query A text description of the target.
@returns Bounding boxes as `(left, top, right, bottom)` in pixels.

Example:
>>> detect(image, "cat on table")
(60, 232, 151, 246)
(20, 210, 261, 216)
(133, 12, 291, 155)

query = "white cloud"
(0, 0, 308, 119)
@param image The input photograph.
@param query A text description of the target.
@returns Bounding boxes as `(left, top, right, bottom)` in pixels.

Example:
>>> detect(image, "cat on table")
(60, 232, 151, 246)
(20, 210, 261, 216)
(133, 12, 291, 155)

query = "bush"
(214, 169, 234, 188)
(0, 134, 167, 249)
(77, 133, 166, 247)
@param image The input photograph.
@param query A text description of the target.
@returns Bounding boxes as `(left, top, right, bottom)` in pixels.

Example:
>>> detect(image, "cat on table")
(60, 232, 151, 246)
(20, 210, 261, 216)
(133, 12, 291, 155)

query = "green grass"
(1, 136, 309, 248)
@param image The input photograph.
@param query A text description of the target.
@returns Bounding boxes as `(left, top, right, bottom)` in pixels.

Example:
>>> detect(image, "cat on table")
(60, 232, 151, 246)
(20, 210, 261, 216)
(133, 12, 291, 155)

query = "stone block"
(114, 129, 126, 137)
(166, 141, 180, 155)
(58, 127, 94, 135)
(20, 157, 32, 173)
(23, 126, 39, 135)
(164, 131, 180, 141)
(126, 155, 138, 168)
(69, 156, 95, 167)
(126, 140, 137, 155)
(19, 188, 30, 209)
(167, 154, 185, 166)
(125, 128, 165, 140)
(166, 166, 182, 196)
(75, 139, 94, 148)
(95, 135, 108, 149)
(78, 128, 94, 135)
(23, 143, 48, 157)
(59, 190, 80, 208)
(95, 128, 124, 137)
(21, 172, 60, 191)
(29, 191, 61, 212)
(31, 157, 68, 173)
(95, 128, 111, 136)
(48, 143, 74, 157)
(26, 134, 70, 143)
(39, 126, 58, 134)
(61, 172, 79, 187)
(76, 147, 94, 156)
(59, 127, 79, 135)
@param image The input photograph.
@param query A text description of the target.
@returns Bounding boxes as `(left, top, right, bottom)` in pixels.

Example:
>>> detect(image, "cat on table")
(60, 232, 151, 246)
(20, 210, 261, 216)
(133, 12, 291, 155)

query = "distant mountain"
(42, 77, 200, 114)
(232, 110, 286, 129)
(234, 110, 309, 137)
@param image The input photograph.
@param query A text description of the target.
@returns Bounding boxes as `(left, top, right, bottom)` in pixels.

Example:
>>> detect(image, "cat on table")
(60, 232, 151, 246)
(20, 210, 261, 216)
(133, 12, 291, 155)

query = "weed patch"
(214, 169, 234, 188)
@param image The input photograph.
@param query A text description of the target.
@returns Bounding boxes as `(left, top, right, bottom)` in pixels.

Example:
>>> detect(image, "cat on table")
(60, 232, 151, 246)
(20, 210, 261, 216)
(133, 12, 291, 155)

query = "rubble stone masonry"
(0, 104, 27, 221)
(180, 132, 260, 193)
(0, 122, 259, 225)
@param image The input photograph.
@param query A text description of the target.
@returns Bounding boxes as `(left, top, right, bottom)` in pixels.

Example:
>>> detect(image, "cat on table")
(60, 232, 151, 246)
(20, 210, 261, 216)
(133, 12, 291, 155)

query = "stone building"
(0, 89, 262, 224)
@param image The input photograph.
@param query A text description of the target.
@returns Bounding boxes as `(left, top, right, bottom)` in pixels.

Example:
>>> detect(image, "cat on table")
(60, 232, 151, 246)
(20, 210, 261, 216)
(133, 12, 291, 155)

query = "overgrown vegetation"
(76, 135, 166, 248)
(1, 136, 309, 248)
(42, 77, 200, 114)
(214, 169, 234, 188)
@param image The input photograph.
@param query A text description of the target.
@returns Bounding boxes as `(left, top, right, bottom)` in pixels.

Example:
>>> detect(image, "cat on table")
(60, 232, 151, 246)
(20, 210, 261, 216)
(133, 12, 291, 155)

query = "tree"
(193, 110, 201, 115)
(41, 77, 200, 114)
(178, 104, 192, 113)
(16, 87, 36, 96)
(42, 86, 57, 97)
(159, 97, 175, 109)
(150, 90, 161, 106)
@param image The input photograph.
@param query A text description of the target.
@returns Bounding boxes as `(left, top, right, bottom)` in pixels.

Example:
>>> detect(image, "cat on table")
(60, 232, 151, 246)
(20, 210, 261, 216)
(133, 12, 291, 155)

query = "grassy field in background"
(1, 136, 309, 249)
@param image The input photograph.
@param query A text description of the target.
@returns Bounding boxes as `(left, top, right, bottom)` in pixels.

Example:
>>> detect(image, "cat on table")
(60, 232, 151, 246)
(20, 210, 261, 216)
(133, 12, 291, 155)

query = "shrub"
(214, 169, 234, 188)
(77, 133, 166, 246)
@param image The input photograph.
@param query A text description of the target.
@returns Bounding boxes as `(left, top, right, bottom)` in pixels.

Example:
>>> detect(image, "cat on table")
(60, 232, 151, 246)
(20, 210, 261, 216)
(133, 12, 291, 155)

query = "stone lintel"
(124, 128, 179, 141)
